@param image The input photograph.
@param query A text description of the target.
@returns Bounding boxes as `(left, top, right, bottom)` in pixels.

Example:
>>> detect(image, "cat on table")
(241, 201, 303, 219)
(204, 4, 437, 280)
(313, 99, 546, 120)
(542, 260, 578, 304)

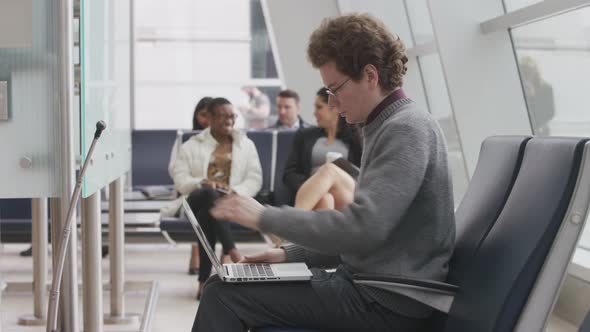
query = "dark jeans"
(192, 268, 429, 332)
(186, 188, 237, 282)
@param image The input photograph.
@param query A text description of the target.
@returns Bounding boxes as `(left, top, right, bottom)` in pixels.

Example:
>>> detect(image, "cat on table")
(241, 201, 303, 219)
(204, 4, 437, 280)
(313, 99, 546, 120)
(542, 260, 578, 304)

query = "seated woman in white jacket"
(172, 97, 263, 300)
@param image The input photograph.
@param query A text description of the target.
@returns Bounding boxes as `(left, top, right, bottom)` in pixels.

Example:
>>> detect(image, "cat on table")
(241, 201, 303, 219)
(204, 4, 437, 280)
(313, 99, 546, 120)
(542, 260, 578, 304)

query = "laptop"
(181, 198, 312, 283)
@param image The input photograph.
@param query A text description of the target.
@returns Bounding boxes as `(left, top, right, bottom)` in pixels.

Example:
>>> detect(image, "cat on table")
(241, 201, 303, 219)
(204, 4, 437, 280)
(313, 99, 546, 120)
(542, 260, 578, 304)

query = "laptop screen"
(181, 198, 225, 277)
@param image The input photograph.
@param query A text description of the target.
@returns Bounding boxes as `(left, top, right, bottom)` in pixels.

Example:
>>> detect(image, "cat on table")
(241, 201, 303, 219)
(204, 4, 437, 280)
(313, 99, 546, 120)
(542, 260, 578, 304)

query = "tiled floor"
(0, 242, 267, 332)
(0, 243, 580, 331)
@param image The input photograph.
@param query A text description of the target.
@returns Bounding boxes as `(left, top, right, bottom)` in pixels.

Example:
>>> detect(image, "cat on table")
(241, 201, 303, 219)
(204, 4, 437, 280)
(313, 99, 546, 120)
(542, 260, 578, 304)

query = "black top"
(283, 126, 362, 195)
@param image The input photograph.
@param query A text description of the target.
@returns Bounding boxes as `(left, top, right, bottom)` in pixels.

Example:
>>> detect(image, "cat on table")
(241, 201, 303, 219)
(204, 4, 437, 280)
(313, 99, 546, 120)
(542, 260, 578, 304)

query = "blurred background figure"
(519, 56, 555, 136)
(238, 86, 271, 128)
(268, 89, 312, 130)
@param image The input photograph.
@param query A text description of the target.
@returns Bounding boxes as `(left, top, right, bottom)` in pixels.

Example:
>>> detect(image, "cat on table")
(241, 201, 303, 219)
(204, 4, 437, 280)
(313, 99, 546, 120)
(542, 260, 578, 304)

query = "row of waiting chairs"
(0, 129, 299, 244)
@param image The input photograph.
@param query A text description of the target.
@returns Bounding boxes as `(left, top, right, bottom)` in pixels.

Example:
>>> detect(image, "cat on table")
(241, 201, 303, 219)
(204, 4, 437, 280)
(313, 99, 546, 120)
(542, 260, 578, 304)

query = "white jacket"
(161, 128, 263, 217)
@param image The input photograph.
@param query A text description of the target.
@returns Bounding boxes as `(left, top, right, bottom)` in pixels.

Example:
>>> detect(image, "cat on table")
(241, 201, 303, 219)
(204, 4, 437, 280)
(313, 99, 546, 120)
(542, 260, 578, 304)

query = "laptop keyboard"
(231, 264, 275, 278)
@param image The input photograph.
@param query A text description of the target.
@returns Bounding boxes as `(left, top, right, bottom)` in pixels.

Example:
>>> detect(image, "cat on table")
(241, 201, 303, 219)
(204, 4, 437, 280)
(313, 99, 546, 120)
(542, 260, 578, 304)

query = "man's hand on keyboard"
(239, 249, 286, 264)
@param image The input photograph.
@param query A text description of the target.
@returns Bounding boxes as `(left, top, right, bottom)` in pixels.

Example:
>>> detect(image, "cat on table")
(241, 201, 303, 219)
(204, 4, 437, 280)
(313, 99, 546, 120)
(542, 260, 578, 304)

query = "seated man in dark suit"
(267, 89, 312, 130)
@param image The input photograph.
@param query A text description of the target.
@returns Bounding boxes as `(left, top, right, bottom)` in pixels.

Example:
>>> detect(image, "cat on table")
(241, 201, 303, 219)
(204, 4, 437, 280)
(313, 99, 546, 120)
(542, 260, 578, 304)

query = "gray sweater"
(260, 98, 456, 318)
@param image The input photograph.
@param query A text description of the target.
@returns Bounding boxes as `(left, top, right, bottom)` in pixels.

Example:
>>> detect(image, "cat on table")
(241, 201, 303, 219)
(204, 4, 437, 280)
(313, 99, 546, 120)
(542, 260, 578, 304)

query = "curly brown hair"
(307, 14, 408, 92)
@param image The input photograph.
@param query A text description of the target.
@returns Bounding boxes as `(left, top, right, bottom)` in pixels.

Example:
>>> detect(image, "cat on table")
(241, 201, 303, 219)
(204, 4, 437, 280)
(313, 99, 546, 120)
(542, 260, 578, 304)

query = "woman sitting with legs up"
(171, 97, 262, 299)
(284, 87, 363, 212)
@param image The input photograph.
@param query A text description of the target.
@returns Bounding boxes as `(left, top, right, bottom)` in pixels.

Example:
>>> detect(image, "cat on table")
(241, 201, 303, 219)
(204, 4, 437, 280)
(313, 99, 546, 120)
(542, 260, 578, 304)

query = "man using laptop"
(192, 14, 455, 332)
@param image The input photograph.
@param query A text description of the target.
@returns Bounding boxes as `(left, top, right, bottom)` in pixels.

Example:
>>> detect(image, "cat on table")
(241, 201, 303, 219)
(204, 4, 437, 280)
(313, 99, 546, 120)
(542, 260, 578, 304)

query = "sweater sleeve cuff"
(280, 244, 306, 263)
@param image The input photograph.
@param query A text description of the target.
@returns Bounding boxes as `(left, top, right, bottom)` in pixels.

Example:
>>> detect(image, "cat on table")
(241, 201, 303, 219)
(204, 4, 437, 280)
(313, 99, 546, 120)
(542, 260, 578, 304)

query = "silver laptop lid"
(181, 198, 225, 278)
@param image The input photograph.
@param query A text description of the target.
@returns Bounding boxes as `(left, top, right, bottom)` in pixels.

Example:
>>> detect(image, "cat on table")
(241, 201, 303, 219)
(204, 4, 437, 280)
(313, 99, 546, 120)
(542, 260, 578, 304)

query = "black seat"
(580, 310, 590, 332)
(0, 198, 35, 243)
(272, 130, 297, 206)
(443, 137, 588, 331)
(247, 130, 274, 194)
(448, 136, 530, 282)
(131, 130, 177, 186)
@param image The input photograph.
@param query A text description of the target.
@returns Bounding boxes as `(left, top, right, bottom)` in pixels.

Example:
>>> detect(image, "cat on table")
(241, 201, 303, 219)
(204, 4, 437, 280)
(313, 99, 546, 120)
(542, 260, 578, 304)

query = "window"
(512, 7, 590, 137)
(250, 0, 278, 79)
(134, 0, 280, 129)
(405, 0, 469, 204)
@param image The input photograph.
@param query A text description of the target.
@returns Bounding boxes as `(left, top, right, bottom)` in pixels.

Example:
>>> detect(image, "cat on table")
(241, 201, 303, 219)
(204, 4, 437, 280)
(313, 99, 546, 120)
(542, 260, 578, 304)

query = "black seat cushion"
(272, 130, 297, 206)
(580, 310, 590, 332)
(132, 130, 177, 186)
(247, 131, 273, 192)
(444, 137, 588, 332)
(449, 136, 530, 283)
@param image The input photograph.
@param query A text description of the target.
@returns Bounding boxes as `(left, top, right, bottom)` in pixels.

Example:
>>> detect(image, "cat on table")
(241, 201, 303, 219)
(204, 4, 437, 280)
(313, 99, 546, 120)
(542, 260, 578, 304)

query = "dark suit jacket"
(283, 127, 362, 196)
(268, 115, 312, 130)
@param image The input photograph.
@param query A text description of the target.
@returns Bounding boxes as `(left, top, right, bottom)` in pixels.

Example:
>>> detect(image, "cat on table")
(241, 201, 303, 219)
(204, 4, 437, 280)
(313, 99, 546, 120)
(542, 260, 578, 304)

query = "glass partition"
(417, 54, 468, 204)
(134, 0, 260, 129)
(80, 0, 132, 197)
(512, 7, 590, 137)
(511, 6, 590, 330)
(0, 1, 61, 198)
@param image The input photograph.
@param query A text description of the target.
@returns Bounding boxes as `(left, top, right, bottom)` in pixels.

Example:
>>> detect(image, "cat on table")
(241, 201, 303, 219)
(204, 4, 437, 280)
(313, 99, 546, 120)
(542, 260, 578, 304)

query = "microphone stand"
(47, 121, 107, 332)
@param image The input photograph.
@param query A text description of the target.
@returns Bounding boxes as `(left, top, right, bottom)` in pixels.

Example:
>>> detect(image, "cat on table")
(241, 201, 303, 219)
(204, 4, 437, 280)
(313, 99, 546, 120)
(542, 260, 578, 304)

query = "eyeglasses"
(213, 112, 237, 120)
(325, 77, 351, 98)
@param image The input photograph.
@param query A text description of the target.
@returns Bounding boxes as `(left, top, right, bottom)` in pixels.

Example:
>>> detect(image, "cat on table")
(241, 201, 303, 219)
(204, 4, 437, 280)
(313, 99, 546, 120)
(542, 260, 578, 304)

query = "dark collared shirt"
(365, 88, 407, 126)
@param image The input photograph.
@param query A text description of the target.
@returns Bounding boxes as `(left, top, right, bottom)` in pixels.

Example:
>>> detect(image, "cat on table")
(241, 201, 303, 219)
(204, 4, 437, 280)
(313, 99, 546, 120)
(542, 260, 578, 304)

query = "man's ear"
(364, 64, 379, 88)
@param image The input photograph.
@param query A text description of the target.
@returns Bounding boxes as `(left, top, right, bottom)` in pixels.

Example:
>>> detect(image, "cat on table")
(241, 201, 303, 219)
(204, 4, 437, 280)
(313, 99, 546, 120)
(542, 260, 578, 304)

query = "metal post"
(56, 0, 79, 329)
(48, 197, 61, 330)
(18, 198, 48, 326)
(105, 176, 138, 325)
(33, 198, 48, 319)
(81, 192, 103, 332)
(110, 177, 124, 317)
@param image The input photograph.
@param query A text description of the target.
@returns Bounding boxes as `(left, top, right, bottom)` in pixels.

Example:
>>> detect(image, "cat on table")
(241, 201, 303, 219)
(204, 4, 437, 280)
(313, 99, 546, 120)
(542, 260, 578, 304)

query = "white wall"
(263, 0, 340, 122)
(134, 0, 252, 129)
